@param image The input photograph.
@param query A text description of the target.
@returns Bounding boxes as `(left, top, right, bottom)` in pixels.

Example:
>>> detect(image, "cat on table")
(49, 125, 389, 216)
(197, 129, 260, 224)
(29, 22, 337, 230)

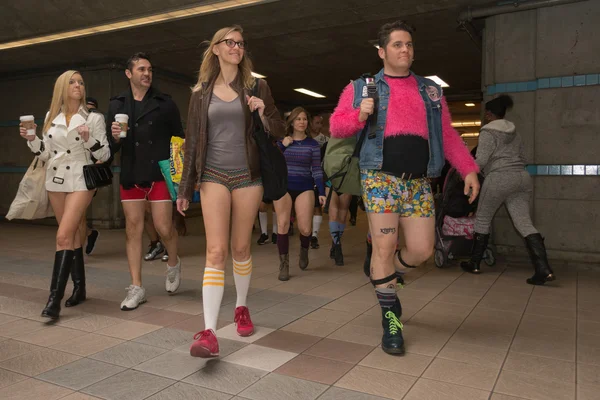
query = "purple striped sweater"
(278, 137, 325, 196)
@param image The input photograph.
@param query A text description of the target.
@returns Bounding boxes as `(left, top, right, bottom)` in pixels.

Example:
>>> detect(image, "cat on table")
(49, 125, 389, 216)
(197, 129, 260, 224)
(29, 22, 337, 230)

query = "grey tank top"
(206, 94, 247, 170)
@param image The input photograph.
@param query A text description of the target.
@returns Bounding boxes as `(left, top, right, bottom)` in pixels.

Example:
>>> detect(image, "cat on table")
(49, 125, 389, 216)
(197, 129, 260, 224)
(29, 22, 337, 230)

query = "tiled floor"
(1, 216, 599, 400)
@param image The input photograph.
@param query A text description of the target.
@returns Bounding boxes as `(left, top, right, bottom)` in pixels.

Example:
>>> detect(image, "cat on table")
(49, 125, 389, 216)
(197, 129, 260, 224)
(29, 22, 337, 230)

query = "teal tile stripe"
(0, 118, 45, 128)
(487, 74, 600, 95)
(0, 166, 121, 173)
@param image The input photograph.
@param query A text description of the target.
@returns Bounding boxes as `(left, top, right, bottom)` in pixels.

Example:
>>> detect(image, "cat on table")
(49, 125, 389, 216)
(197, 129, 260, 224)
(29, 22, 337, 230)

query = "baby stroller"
(433, 167, 496, 268)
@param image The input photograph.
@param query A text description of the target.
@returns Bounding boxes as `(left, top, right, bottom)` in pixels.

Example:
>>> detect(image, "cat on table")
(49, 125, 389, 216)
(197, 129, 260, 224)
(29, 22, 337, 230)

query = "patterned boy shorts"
(361, 169, 434, 217)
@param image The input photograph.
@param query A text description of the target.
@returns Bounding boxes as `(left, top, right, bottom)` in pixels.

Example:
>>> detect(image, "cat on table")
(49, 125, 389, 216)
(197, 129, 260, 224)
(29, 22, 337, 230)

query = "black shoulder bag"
(82, 112, 113, 190)
(251, 79, 288, 201)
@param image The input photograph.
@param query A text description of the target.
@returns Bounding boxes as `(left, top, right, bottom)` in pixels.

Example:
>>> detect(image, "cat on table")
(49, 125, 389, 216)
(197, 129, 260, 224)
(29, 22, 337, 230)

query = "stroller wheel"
(434, 249, 446, 268)
(483, 248, 496, 266)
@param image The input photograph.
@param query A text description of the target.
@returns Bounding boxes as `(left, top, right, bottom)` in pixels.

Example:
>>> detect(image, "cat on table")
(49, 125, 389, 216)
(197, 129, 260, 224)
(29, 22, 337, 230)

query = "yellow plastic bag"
(170, 137, 185, 184)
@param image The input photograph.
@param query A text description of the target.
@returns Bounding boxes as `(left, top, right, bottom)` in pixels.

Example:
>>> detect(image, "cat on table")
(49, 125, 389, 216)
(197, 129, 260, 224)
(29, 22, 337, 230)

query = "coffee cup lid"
(20, 115, 35, 121)
(115, 114, 129, 120)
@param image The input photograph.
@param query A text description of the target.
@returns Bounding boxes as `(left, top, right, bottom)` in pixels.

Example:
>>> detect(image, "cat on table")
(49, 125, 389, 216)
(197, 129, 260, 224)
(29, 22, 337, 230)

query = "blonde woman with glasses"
(177, 25, 285, 357)
(19, 70, 110, 319)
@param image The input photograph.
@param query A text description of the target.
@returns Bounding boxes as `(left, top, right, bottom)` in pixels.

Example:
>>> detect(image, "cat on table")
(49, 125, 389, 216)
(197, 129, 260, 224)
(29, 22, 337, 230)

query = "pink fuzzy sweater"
(330, 75, 478, 178)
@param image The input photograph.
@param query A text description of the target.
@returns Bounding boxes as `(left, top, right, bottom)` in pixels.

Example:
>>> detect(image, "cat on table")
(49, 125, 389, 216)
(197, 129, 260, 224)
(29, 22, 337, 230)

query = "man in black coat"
(107, 52, 184, 311)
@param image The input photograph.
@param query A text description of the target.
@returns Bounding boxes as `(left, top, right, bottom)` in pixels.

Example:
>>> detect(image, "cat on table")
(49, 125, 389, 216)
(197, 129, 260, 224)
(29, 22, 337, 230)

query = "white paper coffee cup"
(20, 115, 35, 136)
(115, 114, 129, 138)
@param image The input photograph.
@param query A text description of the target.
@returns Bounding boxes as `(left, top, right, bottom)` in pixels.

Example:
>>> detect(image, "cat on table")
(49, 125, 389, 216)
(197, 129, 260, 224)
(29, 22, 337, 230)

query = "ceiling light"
(425, 76, 450, 88)
(294, 88, 326, 98)
(251, 72, 266, 79)
(452, 121, 481, 127)
(465, 103, 476, 107)
(0, 0, 276, 51)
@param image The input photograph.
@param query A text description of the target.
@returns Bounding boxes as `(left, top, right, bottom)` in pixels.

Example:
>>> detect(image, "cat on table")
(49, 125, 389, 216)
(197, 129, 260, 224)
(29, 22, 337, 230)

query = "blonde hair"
(43, 70, 87, 134)
(286, 107, 311, 136)
(192, 25, 255, 92)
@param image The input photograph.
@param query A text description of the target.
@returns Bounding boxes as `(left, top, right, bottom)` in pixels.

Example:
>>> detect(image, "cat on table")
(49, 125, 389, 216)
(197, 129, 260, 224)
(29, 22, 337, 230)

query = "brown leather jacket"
(178, 76, 285, 200)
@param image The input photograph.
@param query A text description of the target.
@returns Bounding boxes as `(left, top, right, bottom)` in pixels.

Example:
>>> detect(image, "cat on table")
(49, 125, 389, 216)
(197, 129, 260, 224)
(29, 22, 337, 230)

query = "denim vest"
(352, 68, 445, 177)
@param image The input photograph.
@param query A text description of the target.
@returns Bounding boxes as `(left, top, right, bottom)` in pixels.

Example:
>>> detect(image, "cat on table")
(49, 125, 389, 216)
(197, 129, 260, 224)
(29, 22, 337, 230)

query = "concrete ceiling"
(0, 0, 490, 117)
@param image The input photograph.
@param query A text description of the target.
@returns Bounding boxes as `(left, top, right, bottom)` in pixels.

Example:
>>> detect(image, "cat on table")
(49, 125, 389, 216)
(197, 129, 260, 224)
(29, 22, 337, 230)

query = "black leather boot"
(299, 247, 309, 270)
(42, 250, 74, 319)
(364, 240, 372, 277)
(381, 297, 405, 355)
(334, 243, 344, 266)
(461, 233, 489, 274)
(525, 233, 555, 285)
(65, 247, 86, 307)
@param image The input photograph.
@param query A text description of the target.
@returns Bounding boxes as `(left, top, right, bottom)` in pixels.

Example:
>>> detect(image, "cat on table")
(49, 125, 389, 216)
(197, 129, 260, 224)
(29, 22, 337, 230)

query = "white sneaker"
(121, 285, 146, 311)
(165, 257, 181, 294)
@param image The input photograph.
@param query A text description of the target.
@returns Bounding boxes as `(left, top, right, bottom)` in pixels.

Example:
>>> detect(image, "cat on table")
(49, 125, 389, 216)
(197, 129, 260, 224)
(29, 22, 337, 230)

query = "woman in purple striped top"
(273, 107, 326, 281)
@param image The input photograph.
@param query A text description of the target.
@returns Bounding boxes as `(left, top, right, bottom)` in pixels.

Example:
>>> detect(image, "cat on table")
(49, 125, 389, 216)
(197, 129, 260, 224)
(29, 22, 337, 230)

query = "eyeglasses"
(216, 39, 246, 49)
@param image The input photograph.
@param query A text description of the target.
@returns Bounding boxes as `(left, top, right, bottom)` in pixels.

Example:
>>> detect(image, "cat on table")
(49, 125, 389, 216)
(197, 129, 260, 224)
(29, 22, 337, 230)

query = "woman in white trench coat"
(20, 70, 110, 319)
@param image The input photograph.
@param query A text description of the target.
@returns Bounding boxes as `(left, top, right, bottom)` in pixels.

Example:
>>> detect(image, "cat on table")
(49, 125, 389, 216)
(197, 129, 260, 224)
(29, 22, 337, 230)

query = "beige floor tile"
(238, 372, 328, 400)
(495, 370, 575, 400)
(132, 309, 195, 326)
(423, 358, 499, 391)
(490, 394, 528, 400)
(163, 300, 203, 315)
(95, 320, 162, 340)
(328, 323, 382, 346)
(51, 333, 123, 356)
(510, 334, 575, 362)
(578, 383, 600, 400)
(0, 313, 21, 326)
(577, 363, 600, 385)
(224, 344, 297, 371)
(3, 378, 73, 400)
(58, 314, 123, 332)
(254, 330, 321, 353)
(282, 318, 343, 337)
(360, 347, 433, 377)
(60, 393, 103, 400)
(216, 323, 274, 343)
(335, 365, 416, 400)
(450, 328, 514, 351)
(0, 367, 28, 389)
(402, 326, 452, 357)
(403, 378, 490, 400)
(0, 340, 41, 362)
(17, 325, 88, 347)
(578, 333, 600, 365)
(0, 347, 80, 376)
(275, 354, 354, 385)
(579, 320, 600, 336)
(0, 318, 52, 338)
(503, 352, 575, 382)
(303, 308, 357, 325)
(438, 341, 508, 368)
(322, 299, 372, 316)
(304, 338, 374, 364)
(133, 349, 209, 380)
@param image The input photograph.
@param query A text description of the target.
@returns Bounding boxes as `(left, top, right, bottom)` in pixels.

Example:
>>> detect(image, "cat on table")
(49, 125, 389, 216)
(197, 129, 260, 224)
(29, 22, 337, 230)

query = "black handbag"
(83, 163, 113, 190)
(251, 80, 288, 201)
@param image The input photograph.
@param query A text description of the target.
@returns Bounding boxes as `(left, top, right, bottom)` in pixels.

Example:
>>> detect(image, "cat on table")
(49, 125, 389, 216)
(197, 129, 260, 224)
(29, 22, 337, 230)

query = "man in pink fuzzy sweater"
(329, 20, 480, 355)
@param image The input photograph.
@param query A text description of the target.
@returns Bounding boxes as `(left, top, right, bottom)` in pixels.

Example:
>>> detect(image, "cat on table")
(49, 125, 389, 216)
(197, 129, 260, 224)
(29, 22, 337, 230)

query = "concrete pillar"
(482, 0, 600, 262)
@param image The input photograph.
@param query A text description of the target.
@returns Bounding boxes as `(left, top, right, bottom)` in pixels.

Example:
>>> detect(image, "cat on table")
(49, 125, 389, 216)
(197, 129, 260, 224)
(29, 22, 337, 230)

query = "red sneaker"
(234, 306, 254, 337)
(190, 329, 219, 358)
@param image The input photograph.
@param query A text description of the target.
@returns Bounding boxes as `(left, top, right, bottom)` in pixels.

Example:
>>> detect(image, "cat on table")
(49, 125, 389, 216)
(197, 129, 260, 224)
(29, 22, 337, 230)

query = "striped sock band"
(233, 257, 252, 308)
(376, 287, 397, 309)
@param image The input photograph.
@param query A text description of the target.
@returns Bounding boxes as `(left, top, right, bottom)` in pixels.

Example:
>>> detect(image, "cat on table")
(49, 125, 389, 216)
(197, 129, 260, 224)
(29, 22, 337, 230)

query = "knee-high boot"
(461, 233, 489, 274)
(41, 250, 74, 319)
(65, 247, 86, 307)
(524, 233, 555, 285)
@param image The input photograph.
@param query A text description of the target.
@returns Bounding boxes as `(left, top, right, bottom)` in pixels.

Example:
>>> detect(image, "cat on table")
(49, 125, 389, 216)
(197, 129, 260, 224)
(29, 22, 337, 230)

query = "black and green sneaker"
(381, 301, 405, 355)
